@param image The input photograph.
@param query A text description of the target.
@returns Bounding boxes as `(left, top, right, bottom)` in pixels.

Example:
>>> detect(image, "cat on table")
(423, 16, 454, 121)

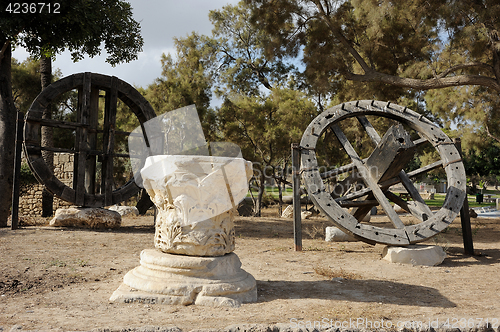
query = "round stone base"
(382, 245, 447, 266)
(109, 249, 257, 307)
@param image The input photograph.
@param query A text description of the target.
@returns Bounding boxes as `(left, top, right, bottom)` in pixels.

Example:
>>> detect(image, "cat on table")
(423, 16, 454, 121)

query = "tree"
(218, 87, 317, 215)
(11, 57, 43, 113)
(208, 2, 297, 98)
(258, 0, 500, 86)
(0, 0, 143, 226)
(249, 0, 500, 119)
(463, 141, 500, 190)
(143, 33, 217, 140)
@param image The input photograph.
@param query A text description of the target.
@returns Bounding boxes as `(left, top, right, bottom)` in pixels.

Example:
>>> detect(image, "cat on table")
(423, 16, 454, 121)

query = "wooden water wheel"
(24, 72, 156, 207)
(300, 100, 467, 245)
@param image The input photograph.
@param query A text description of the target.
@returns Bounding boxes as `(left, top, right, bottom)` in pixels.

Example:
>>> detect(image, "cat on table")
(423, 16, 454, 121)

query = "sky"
(12, 0, 239, 89)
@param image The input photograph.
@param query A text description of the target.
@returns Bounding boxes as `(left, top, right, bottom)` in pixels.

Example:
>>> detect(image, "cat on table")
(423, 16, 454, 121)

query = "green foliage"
(248, 0, 500, 145)
(11, 57, 42, 113)
(143, 33, 217, 140)
(218, 87, 317, 165)
(20, 162, 37, 186)
(1, 0, 143, 65)
(208, 2, 298, 98)
(464, 142, 500, 178)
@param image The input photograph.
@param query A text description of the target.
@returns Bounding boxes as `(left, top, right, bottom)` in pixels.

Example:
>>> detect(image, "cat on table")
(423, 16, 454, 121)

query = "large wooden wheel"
(300, 100, 467, 245)
(24, 72, 156, 207)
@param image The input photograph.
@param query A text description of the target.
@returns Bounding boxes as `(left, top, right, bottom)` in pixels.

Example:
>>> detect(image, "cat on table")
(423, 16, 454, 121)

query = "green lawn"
(248, 186, 293, 199)
(425, 193, 497, 208)
(247, 187, 498, 209)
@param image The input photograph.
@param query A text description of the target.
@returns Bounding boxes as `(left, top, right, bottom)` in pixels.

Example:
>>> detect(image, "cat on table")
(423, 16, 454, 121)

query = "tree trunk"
(254, 172, 265, 217)
(0, 41, 16, 226)
(40, 55, 54, 217)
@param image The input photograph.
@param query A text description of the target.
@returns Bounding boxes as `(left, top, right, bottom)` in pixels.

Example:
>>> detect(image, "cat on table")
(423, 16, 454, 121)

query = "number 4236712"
(5, 3, 60, 14)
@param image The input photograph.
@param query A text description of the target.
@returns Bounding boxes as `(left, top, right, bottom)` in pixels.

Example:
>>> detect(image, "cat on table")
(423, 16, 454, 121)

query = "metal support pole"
(291, 143, 302, 251)
(454, 138, 474, 255)
(11, 112, 24, 230)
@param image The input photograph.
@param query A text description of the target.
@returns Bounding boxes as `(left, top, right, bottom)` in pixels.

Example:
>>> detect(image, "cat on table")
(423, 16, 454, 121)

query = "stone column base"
(110, 249, 257, 307)
(382, 245, 447, 266)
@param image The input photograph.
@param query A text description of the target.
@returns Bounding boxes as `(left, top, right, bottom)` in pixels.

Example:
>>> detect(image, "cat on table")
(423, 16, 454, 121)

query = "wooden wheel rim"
(24, 72, 156, 207)
(300, 100, 467, 245)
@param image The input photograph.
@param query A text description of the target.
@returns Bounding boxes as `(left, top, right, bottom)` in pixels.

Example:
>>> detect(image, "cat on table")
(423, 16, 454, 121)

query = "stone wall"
(19, 153, 75, 218)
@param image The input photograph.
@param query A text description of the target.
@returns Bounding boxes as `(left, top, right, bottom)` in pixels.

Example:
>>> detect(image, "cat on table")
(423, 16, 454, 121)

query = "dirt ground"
(1, 207, 500, 331)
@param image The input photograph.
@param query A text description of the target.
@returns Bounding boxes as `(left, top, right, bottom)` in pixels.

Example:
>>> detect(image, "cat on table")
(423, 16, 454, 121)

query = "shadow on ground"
(256, 278, 455, 308)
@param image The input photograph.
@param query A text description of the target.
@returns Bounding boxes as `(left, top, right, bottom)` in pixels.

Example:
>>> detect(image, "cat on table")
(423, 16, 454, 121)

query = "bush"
(20, 162, 37, 186)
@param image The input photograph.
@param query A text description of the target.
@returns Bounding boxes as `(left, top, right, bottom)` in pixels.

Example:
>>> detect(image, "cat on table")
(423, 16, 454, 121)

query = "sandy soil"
(1, 208, 500, 331)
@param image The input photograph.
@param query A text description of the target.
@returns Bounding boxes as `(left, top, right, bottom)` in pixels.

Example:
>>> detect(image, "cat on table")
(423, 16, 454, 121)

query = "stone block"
(325, 226, 357, 242)
(301, 210, 312, 219)
(108, 205, 140, 217)
(382, 245, 446, 266)
(281, 205, 293, 218)
(110, 249, 257, 307)
(49, 207, 121, 229)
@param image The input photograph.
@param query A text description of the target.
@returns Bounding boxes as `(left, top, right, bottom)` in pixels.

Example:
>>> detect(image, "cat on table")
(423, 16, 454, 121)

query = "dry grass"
(313, 266, 361, 280)
(304, 225, 324, 239)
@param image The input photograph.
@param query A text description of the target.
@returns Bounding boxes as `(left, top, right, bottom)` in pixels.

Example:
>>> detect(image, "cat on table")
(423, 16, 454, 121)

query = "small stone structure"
(382, 245, 446, 266)
(108, 205, 140, 217)
(110, 155, 257, 307)
(325, 226, 357, 242)
(49, 207, 121, 229)
(19, 153, 74, 217)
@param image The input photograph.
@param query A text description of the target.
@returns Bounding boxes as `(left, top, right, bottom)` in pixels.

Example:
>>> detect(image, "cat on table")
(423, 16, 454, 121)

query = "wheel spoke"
(358, 115, 433, 220)
(331, 124, 406, 229)
(357, 115, 381, 144)
(385, 191, 431, 221)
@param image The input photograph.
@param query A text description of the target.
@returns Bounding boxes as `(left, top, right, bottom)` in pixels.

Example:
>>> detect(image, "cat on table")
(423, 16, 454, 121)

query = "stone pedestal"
(382, 245, 446, 266)
(110, 249, 257, 307)
(325, 226, 357, 242)
(110, 155, 257, 307)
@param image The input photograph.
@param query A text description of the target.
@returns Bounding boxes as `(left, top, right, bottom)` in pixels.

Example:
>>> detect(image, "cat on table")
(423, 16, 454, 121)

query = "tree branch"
(345, 68, 500, 92)
(436, 63, 495, 78)
(0, 41, 10, 64)
(314, 0, 372, 74)
(485, 123, 500, 144)
(313, 1, 500, 93)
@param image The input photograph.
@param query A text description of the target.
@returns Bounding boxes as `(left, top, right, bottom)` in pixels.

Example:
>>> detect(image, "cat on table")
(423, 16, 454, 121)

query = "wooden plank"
(101, 76, 118, 206)
(10, 112, 24, 230)
(406, 160, 443, 177)
(320, 137, 428, 179)
(74, 72, 91, 206)
(358, 116, 433, 221)
(339, 199, 378, 208)
(454, 138, 474, 255)
(25, 145, 75, 154)
(399, 173, 433, 221)
(85, 87, 99, 195)
(25, 117, 89, 129)
(331, 124, 406, 230)
(292, 143, 302, 251)
(357, 115, 380, 145)
(335, 160, 444, 203)
(365, 124, 416, 182)
(330, 172, 363, 198)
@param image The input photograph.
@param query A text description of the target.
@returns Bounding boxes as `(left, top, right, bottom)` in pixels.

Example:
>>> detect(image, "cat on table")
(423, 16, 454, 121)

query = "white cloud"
(12, 0, 239, 89)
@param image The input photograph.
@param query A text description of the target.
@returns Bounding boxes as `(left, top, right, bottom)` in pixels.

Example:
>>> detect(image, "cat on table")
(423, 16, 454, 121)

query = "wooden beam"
(101, 76, 118, 206)
(73, 72, 91, 206)
(11, 112, 24, 230)
(331, 124, 406, 229)
(454, 138, 474, 255)
(85, 87, 99, 195)
(292, 143, 302, 251)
